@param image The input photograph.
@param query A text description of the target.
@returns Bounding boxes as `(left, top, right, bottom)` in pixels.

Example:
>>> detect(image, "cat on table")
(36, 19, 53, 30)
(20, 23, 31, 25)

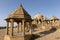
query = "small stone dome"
(50, 16, 58, 20)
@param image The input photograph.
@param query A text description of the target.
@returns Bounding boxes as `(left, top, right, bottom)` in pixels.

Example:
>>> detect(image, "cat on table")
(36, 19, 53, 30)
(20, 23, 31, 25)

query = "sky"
(0, 0, 60, 26)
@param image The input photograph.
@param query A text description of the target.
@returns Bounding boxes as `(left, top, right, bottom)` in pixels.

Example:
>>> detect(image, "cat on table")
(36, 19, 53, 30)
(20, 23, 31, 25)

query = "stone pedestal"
(4, 35, 32, 40)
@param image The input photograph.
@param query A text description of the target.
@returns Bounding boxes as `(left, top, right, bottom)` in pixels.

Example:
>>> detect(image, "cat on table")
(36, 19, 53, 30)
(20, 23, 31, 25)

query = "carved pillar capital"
(10, 19, 14, 22)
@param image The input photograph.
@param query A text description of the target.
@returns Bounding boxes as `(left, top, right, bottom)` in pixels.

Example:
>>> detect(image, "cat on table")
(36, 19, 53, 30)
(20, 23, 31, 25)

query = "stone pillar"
(10, 19, 14, 36)
(53, 20, 55, 23)
(17, 22, 19, 33)
(29, 21, 32, 34)
(53, 20, 54, 23)
(38, 19, 39, 24)
(6, 21, 9, 35)
(22, 20, 25, 36)
(34, 19, 36, 24)
(26, 22, 29, 31)
(19, 22, 22, 32)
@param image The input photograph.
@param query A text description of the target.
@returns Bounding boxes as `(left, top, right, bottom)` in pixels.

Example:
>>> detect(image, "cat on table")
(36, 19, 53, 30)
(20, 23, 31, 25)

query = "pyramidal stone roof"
(6, 4, 31, 20)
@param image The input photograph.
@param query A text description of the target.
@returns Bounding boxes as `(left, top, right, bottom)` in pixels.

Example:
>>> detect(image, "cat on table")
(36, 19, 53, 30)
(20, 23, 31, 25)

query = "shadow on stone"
(30, 27, 57, 40)
(30, 34, 40, 40)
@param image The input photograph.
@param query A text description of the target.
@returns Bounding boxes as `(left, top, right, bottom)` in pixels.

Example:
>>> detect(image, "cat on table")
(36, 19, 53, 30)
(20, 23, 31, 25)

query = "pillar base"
(4, 35, 32, 40)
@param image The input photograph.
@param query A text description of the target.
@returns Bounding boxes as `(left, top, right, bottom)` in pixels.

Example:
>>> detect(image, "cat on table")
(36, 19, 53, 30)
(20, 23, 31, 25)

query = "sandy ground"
(0, 28, 60, 40)
(0, 29, 6, 40)
(38, 29, 60, 40)
(33, 29, 60, 40)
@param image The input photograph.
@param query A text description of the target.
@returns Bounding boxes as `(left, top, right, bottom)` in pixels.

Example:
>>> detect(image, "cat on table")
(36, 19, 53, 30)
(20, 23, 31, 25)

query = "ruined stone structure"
(4, 5, 32, 40)
(49, 16, 59, 23)
(32, 14, 59, 30)
(32, 13, 49, 29)
(33, 13, 43, 24)
(49, 16, 59, 28)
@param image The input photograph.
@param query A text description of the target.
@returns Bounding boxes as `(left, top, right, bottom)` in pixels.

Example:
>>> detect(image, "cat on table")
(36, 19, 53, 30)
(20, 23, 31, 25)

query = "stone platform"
(4, 35, 32, 40)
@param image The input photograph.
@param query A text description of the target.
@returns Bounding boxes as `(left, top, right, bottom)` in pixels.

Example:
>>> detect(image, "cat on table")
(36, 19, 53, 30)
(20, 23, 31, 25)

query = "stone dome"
(34, 13, 43, 20)
(50, 16, 58, 20)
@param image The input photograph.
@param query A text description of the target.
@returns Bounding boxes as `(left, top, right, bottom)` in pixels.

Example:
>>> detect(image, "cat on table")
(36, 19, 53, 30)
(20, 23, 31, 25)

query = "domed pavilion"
(49, 16, 59, 23)
(33, 13, 44, 24)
